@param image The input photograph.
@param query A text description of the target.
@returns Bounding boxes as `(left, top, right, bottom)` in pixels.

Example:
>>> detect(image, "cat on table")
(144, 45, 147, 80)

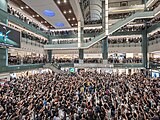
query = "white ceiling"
(22, 0, 71, 28)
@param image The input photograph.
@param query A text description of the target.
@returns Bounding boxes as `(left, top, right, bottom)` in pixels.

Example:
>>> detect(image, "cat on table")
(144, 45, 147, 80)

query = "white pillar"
(105, 0, 109, 35)
(78, 21, 81, 48)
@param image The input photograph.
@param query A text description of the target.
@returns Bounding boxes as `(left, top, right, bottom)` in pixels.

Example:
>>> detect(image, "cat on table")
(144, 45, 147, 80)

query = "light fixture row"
(63, 10, 72, 14)
(57, 0, 67, 4)
(20, 6, 29, 9)
(68, 18, 75, 21)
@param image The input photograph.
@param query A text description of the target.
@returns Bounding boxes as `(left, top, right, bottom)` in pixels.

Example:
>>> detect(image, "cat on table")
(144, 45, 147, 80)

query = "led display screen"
(0, 23, 21, 48)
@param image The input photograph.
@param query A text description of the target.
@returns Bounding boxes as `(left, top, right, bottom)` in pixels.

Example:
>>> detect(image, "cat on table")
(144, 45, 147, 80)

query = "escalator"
(43, 63, 63, 74)
(44, 5, 160, 50)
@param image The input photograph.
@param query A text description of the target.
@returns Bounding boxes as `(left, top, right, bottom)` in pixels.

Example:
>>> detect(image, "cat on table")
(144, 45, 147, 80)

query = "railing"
(109, 42, 142, 47)
(21, 37, 44, 47)
(49, 32, 102, 39)
(0, 64, 44, 73)
(54, 62, 143, 68)
(109, 11, 154, 35)
(149, 37, 160, 45)
(148, 22, 160, 33)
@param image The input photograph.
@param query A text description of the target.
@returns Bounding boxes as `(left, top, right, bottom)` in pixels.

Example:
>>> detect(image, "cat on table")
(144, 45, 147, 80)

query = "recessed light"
(72, 18, 75, 20)
(69, 10, 72, 13)
(25, 6, 29, 9)
(63, 11, 66, 14)
(41, 21, 43, 23)
(44, 21, 47, 23)
(20, 7, 24, 9)
(32, 15, 35, 17)
(55, 22, 64, 27)
(71, 24, 74, 26)
(43, 10, 55, 17)
(64, 0, 67, 3)
(37, 15, 39, 17)
(57, 0, 61, 4)
(75, 23, 77, 25)
(68, 18, 71, 21)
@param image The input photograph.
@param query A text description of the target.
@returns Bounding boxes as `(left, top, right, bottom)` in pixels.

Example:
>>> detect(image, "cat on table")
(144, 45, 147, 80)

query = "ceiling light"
(75, 23, 77, 25)
(63, 11, 66, 14)
(64, 0, 67, 3)
(72, 18, 75, 20)
(37, 15, 39, 17)
(32, 15, 35, 17)
(20, 7, 24, 9)
(69, 10, 72, 13)
(68, 18, 71, 21)
(71, 24, 74, 26)
(57, 0, 61, 4)
(44, 21, 47, 23)
(41, 21, 43, 23)
(43, 10, 55, 17)
(55, 22, 64, 27)
(25, 6, 29, 9)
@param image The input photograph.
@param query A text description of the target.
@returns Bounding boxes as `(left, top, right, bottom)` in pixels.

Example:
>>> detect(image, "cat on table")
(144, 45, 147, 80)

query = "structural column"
(47, 35, 52, 63)
(78, 20, 84, 64)
(0, 0, 8, 67)
(102, 36, 108, 63)
(102, 0, 109, 64)
(142, 23, 149, 69)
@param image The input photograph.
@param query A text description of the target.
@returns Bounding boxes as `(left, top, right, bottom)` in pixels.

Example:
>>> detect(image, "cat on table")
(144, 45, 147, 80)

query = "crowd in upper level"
(108, 37, 142, 44)
(7, 6, 47, 33)
(8, 56, 47, 65)
(150, 57, 160, 63)
(109, 13, 132, 20)
(22, 31, 48, 44)
(8, 55, 144, 65)
(84, 20, 102, 25)
(148, 31, 160, 41)
(117, 25, 145, 32)
(48, 28, 103, 36)
(52, 57, 143, 64)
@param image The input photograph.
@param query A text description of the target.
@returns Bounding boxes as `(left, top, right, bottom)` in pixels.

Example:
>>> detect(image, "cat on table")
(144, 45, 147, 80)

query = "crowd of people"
(48, 28, 103, 37)
(108, 57, 142, 64)
(51, 36, 143, 45)
(8, 6, 47, 33)
(150, 57, 160, 63)
(109, 13, 132, 20)
(22, 31, 48, 45)
(51, 57, 143, 64)
(50, 29, 160, 45)
(84, 58, 102, 63)
(148, 31, 160, 41)
(8, 56, 47, 65)
(117, 25, 145, 32)
(53, 58, 79, 64)
(51, 38, 93, 44)
(80, 0, 90, 10)
(84, 20, 102, 25)
(0, 70, 159, 120)
(83, 57, 142, 64)
(108, 37, 142, 44)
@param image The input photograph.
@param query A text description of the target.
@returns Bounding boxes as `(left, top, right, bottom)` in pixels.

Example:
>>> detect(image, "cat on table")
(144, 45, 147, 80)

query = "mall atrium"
(0, 0, 160, 119)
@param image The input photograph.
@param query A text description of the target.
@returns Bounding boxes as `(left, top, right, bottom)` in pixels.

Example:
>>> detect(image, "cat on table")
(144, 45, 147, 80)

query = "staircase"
(44, 63, 63, 74)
